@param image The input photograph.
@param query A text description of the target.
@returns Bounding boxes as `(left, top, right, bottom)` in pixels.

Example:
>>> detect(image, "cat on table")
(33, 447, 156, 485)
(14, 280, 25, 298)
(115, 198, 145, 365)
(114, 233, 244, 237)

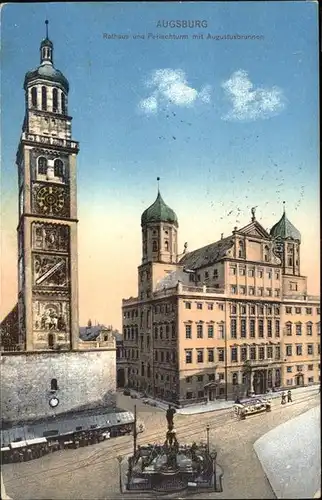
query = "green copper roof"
(141, 192, 178, 227)
(24, 64, 69, 92)
(270, 213, 301, 242)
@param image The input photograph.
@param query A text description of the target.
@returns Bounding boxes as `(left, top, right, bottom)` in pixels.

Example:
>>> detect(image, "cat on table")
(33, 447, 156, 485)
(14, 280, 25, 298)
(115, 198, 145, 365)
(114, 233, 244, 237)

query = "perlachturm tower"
(1, 23, 116, 425)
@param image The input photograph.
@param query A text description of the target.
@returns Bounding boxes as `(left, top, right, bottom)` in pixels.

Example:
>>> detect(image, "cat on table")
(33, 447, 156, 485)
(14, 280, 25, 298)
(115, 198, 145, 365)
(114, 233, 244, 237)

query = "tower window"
(41, 86, 47, 110)
(50, 378, 58, 391)
(152, 240, 158, 252)
(54, 159, 64, 177)
(38, 157, 47, 175)
(61, 93, 66, 114)
(264, 245, 269, 262)
(31, 87, 37, 108)
(165, 240, 169, 251)
(53, 88, 58, 112)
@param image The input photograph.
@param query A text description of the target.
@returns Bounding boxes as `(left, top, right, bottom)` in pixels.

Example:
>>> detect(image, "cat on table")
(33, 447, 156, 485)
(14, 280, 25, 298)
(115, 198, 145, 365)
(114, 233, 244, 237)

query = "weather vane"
(45, 20, 49, 38)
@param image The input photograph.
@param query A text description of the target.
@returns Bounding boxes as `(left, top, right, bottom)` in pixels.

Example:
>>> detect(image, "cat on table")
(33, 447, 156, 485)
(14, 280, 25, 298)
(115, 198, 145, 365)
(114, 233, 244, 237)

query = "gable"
(236, 221, 270, 240)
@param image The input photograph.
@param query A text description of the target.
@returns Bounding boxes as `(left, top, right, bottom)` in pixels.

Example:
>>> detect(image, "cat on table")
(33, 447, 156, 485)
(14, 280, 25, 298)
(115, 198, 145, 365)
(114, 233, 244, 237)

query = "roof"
(24, 63, 69, 92)
(141, 191, 178, 227)
(79, 325, 122, 341)
(179, 236, 234, 270)
(270, 212, 301, 242)
(154, 268, 190, 291)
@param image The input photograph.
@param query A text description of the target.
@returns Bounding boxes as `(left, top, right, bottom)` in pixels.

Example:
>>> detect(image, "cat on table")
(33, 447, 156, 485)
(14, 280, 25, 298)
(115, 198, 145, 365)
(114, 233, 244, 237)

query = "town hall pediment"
(236, 221, 270, 240)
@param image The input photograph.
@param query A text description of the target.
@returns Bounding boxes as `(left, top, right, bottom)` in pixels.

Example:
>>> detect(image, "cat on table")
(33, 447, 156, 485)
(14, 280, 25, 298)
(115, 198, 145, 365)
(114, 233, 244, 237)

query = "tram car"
(233, 397, 271, 420)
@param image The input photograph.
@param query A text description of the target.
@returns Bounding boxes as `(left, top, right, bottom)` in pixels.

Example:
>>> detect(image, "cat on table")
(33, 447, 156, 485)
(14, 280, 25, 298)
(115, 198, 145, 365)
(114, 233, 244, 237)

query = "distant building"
(122, 190, 320, 406)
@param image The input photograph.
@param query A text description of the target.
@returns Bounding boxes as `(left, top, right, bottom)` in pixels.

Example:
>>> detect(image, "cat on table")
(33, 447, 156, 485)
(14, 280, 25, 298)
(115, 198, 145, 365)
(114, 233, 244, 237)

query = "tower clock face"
(34, 185, 68, 216)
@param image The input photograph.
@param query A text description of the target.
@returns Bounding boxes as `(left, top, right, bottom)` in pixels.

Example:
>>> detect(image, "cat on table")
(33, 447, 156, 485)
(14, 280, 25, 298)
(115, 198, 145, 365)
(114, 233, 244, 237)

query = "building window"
(50, 378, 58, 391)
(258, 269, 263, 278)
(240, 319, 247, 338)
(266, 288, 272, 297)
(231, 319, 237, 339)
(197, 349, 204, 363)
(54, 159, 64, 177)
(217, 323, 224, 339)
(232, 372, 238, 385)
(197, 324, 203, 339)
(186, 392, 193, 399)
(239, 267, 246, 276)
(250, 346, 256, 360)
(231, 347, 238, 362)
(286, 345, 292, 356)
(185, 302, 191, 309)
(274, 289, 280, 297)
(287, 366, 292, 373)
(213, 269, 218, 279)
(249, 287, 255, 295)
(286, 307, 292, 314)
(31, 87, 37, 107)
(52, 88, 58, 112)
(275, 306, 280, 315)
(258, 288, 264, 297)
(317, 322, 321, 335)
(275, 345, 281, 360)
(208, 349, 214, 362)
(296, 344, 302, 356)
(295, 307, 301, 314)
(207, 324, 214, 338)
(250, 305, 256, 315)
(267, 319, 272, 337)
(152, 240, 158, 252)
(197, 302, 203, 310)
(241, 346, 247, 361)
(286, 322, 292, 336)
(306, 322, 313, 336)
(248, 268, 255, 277)
(267, 346, 273, 359)
(317, 308, 320, 315)
(41, 86, 47, 110)
(307, 344, 314, 355)
(275, 271, 280, 280)
(185, 350, 192, 364)
(231, 285, 237, 294)
(217, 348, 225, 362)
(275, 319, 280, 337)
(238, 240, 245, 258)
(264, 246, 270, 262)
(218, 303, 224, 311)
(250, 319, 255, 338)
(38, 156, 47, 175)
(231, 304, 237, 315)
(208, 303, 214, 310)
(240, 286, 246, 295)
(306, 308, 312, 315)
(308, 364, 313, 371)
(258, 347, 265, 360)
(208, 373, 215, 381)
(258, 319, 264, 338)
(240, 305, 246, 315)
(185, 324, 192, 339)
(186, 376, 192, 383)
(61, 92, 66, 114)
(230, 266, 237, 275)
(308, 377, 314, 384)
(296, 323, 302, 336)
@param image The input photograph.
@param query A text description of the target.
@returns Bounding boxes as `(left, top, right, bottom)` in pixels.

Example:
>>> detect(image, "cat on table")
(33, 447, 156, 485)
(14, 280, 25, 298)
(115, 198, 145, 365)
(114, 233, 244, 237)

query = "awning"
(1, 447, 10, 452)
(26, 437, 47, 445)
(10, 441, 27, 449)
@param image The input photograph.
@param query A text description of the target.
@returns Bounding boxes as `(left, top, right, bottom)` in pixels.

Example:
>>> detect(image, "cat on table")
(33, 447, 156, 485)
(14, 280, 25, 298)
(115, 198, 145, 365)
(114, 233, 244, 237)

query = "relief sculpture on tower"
(32, 222, 69, 252)
(32, 300, 70, 338)
(33, 254, 69, 288)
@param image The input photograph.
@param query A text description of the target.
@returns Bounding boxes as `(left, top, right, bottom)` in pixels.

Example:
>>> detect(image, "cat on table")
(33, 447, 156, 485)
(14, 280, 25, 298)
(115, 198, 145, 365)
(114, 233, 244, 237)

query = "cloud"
(222, 70, 285, 121)
(139, 69, 211, 114)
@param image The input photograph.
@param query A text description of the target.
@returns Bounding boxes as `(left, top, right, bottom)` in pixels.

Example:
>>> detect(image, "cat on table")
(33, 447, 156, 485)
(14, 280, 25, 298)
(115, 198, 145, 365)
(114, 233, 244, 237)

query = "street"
(2, 391, 320, 500)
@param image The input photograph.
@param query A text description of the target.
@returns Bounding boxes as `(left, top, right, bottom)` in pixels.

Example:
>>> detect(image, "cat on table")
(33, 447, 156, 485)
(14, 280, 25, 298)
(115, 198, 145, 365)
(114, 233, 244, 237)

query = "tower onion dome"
(23, 20, 69, 92)
(270, 212, 301, 242)
(141, 191, 178, 227)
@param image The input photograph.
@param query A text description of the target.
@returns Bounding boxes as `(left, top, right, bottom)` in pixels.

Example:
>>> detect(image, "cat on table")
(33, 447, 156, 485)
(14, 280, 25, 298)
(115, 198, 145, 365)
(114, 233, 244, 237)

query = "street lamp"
(206, 424, 210, 453)
(209, 450, 217, 490)
(117, 455, 123, 493)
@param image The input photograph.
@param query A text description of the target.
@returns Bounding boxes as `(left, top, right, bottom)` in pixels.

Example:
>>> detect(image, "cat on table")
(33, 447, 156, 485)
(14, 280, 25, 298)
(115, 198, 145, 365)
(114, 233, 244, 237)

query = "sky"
(1, 1, 320, 330)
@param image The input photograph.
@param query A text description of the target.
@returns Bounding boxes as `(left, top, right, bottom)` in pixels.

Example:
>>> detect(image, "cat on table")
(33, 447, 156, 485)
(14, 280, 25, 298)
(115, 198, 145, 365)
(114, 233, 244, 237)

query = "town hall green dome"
(270, 212, 301, 242)
(141, 191, 178, 227)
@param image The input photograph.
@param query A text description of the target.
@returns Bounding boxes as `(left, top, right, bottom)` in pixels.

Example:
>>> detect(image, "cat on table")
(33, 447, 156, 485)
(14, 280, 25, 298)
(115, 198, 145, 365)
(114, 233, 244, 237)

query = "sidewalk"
(130, 385, 319, 415)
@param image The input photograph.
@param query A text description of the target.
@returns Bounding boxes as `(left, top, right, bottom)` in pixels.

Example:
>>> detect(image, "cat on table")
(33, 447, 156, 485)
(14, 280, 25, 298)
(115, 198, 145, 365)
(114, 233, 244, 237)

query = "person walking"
(281, 391, 286, 405)
(287, 390, 292, 403)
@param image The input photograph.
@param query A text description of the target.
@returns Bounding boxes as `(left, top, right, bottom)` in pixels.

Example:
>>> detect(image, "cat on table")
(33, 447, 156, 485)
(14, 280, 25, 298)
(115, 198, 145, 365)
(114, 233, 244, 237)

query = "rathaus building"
(122, 190, 320, 405)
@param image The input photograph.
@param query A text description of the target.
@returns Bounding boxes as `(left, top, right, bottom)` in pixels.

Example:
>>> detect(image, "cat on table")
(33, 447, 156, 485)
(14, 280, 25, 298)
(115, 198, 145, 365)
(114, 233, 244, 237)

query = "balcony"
(21, 132, 79, 151)
(283, 294, 320, 303)
(248, 358, 279, 366)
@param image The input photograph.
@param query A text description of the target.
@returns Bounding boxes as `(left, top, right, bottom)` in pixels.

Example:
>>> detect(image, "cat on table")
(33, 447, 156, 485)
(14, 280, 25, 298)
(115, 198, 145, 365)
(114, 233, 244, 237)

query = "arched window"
(38, 157, 47, 175)
(54, 159, 64, 177)
(52, 88, 58, 112)
(31, 87, 37, 108)
(264, 245, 269, 262)
(232, 372, 238, 385)
(165, 240, 169, 251)
(152, 240, 158, 252)
(51, 378, 58, 391)
(141, 363, 145, 376)
(147, 364, 151, 378)
(238, 240, 244, 258)
(61, 93, 66, 114)
(287, 244, 294, 266)
(41, 86, 47, 110)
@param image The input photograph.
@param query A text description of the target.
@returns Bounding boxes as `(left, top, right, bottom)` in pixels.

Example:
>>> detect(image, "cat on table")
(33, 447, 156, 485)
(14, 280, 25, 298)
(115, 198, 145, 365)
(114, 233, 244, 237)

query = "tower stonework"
(17, 30, 79, 352)
(1, 24, 116, 425)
